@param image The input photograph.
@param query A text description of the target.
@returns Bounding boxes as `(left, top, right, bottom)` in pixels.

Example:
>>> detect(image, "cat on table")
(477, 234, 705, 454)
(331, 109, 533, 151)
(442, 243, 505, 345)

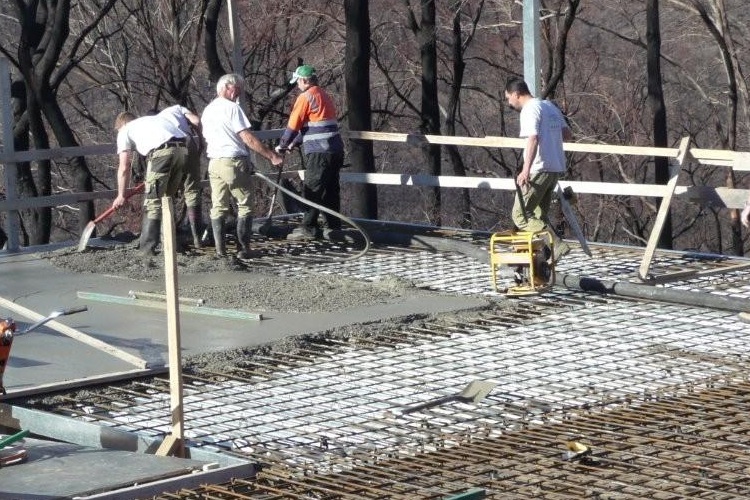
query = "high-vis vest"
(280, 86, 344, 154)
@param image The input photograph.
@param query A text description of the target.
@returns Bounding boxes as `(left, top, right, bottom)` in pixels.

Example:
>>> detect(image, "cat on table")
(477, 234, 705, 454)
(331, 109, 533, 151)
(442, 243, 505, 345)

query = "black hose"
(556, 271, 750, 313)
(253, 171, 371, 261)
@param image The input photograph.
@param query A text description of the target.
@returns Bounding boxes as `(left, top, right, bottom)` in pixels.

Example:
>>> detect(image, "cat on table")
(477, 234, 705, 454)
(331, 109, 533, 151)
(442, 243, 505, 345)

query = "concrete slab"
(0, 436, 208, 499)
(0, 245, 487, 396)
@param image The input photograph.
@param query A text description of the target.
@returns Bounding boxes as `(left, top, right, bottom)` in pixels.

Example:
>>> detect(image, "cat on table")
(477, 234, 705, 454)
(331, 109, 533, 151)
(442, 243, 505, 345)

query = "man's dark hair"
(505, 78, 531, 96)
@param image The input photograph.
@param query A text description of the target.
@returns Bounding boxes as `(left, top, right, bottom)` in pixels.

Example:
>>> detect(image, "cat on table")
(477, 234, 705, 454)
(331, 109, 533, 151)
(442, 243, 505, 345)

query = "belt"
(151, 138, 187, 153)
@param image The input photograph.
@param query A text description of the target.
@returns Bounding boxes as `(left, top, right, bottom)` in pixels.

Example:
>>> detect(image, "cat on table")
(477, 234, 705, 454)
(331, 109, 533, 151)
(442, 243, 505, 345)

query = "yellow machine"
(489, 230, 555, 295)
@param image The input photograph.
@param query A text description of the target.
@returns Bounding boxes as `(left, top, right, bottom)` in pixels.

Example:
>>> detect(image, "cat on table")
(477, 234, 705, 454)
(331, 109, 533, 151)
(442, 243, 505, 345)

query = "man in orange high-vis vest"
(278, 65, 345, 241)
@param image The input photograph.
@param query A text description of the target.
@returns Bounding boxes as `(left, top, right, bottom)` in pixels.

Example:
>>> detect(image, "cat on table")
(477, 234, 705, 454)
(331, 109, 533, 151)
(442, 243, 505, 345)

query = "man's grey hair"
(216, 73, 243, 94)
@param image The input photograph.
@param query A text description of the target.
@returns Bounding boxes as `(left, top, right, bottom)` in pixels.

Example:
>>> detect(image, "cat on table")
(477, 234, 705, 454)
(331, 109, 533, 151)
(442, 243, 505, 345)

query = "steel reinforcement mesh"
(30, 240, 750, 498)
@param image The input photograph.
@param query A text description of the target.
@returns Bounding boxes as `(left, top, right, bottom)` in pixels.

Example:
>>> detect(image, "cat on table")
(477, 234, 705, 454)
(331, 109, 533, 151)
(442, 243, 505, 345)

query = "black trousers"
(301, 151, 344, 230)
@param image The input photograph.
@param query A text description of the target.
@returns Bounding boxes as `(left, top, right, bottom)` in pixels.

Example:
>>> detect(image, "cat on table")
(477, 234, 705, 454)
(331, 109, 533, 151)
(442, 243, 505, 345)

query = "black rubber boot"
(211, 217, 227, 257)
(139, 216, 161, 257)
(187, 206, 203, 249)
(543, 224, 571, 262)
(236, 216, 253, 259)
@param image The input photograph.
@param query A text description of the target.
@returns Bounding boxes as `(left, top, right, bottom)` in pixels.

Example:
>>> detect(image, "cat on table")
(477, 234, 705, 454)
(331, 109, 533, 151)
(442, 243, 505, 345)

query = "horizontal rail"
(1, 130, 748, 216)
(1, 130, 745, 166)
(2, 173, 748, 212)
(346, 131, 749, 167)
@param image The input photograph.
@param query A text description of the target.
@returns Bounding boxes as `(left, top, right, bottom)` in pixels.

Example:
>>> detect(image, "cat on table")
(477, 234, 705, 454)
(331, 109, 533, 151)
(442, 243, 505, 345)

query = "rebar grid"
(27, 241, 750, 498)
(143, 380, 750, 499)
(42, 293, 750, 490)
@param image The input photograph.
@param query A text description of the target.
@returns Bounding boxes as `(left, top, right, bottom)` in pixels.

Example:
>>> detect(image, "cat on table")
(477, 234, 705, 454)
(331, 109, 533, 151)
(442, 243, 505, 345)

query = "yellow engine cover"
(489, 230, 555, 296)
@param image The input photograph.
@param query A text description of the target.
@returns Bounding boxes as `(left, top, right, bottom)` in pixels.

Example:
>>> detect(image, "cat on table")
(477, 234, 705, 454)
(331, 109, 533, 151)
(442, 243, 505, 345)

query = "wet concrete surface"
(0, 241, 488, 395)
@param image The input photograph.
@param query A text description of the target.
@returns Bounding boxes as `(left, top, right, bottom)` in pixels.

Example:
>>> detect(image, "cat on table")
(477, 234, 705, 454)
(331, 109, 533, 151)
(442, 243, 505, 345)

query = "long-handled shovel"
(258, 167, 284, 236)
(77, 183, 145, 252)
(400, 380, 497, 415)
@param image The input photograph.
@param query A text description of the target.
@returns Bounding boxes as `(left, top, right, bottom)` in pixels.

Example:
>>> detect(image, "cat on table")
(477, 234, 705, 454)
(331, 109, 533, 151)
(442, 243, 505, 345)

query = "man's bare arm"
(112, 150, 133, 209)
(238, 129, 284, 166)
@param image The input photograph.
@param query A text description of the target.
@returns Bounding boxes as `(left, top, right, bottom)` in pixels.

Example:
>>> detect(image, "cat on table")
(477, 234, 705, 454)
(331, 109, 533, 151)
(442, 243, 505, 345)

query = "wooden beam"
(732, 151, 750, 171)
(0, 296, 149, 368)
(155, 434, 183, 457)
(682, 186, 748, 209)
(161, 196, 185, 458)
(638, 137, 691, 281)
(344, 131, 749, 167)
(339, 172, 689, 197)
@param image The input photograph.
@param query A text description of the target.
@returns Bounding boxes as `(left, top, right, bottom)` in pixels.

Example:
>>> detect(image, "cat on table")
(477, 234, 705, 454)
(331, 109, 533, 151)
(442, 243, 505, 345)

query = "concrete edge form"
(1, 403, 254, 498)
(0, 403, 250, 467)
(5, 367, 167, 399)
(73, 462, 255, 500)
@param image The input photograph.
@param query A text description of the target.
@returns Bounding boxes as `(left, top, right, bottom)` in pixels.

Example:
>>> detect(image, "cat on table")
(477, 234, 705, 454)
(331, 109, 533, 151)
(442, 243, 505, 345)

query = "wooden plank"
(340, 172, 688, 197)
(682, 186, 748, 209)
(1, 128, 733, 168)
(562, 142, 678, 158)
(161, 196, 185, 458)
(0, 174, 728, 213)
(347, 131, 682, 156)
(638, 137, 691, 281)
(691, 147, 737, 162)
(345, 130, 410, 143)
(0, 296, 149, 369)
(155, 434, 183, 457)
(346, 130, 750, 168)
(732, 151, 750, 171)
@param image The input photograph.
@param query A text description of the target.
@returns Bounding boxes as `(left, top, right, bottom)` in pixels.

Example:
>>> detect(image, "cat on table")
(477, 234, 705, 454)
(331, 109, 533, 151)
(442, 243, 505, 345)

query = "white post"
(0, 58, 20, 252)
(523, 0, 542, 96)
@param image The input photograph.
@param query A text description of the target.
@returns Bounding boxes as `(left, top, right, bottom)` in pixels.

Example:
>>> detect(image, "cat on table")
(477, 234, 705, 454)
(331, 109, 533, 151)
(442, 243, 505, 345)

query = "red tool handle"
(93, 182, 145, 224)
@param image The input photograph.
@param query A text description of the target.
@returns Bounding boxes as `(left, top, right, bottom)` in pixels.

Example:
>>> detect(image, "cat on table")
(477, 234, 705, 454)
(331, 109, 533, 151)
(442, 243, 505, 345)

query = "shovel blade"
(77, 221, 96, 252)
(458, 380, 497, 403)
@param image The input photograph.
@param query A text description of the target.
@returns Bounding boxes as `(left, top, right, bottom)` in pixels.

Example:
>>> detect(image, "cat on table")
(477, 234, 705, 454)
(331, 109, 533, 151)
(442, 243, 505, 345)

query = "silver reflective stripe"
(303, 132, 339, 141)
(303, 119, 338, 128)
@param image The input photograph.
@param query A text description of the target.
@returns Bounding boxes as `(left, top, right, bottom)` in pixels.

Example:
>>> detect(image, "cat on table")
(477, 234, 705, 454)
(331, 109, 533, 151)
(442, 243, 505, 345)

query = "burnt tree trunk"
(345, 0, 377, 220)
(646, 0, 672, 249)
(13, 0, 95, 240)
(444, 1, 472, 228)
(204, 0, 228, 84)
(411, 0, 441, 225)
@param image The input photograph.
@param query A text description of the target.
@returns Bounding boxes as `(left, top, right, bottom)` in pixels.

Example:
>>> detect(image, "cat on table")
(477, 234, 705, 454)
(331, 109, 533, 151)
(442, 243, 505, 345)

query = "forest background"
(0, 0, 748, 256)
